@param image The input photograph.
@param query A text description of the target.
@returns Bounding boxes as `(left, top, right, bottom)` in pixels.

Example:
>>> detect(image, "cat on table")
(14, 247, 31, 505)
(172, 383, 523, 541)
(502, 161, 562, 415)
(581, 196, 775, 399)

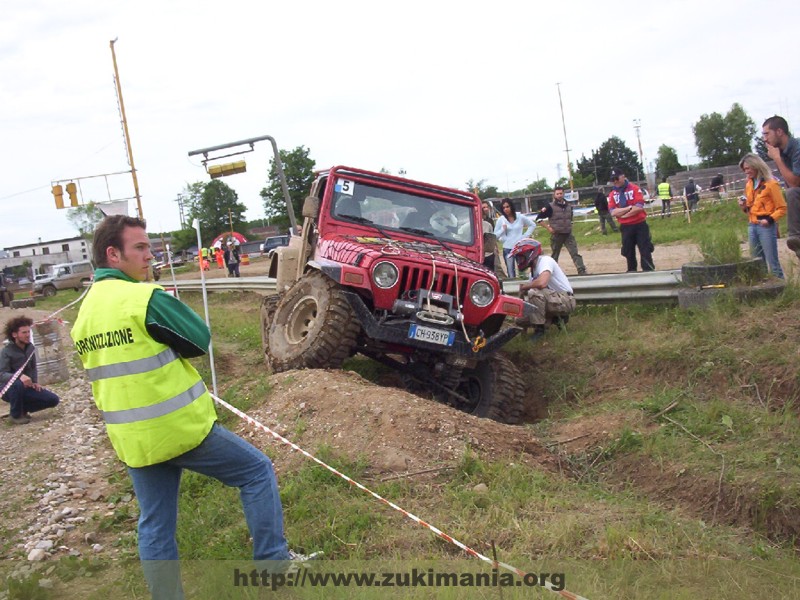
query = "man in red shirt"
(607, 167, 655, 272)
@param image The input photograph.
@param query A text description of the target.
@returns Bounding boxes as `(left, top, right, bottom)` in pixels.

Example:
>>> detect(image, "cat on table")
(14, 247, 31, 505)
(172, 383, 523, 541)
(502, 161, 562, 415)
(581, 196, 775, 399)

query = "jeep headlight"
(373, 261, 399, 289)
(469, 280, 494, 307)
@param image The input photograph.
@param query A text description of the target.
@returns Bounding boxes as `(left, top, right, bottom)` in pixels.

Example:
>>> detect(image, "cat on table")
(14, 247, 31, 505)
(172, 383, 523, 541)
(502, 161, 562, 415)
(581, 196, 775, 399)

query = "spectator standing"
(709, 173, 725, 203)
(1, 316, 60, 425)
(738, 153, 786, 279)
(657, 177, 673, 218)
(509, 238, 575, 341)
(494, 199, 536, 278)
(684, 178, 700, 213)
(608, 167, 655, 272)
(215, 246, 224, 269)
(71, 215, 316, 599)
(761, 116, 800, 259)
(481, 201, 497, 271)
(224, 241, 241, 278)
(594, 187, 618, 234)
(535, 186, 587, 274)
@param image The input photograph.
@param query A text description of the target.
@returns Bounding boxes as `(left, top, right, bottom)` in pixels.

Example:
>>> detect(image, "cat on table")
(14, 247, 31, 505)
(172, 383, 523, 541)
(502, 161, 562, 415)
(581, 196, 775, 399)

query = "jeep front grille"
(399, 265, 471, 301)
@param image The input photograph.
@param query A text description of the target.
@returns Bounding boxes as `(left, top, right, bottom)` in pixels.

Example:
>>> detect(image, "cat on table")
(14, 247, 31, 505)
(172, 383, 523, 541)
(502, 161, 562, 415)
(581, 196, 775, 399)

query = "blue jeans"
(128, 423, 289, 599)
(748, 222, 784, 279)
(502, 247, 516, 278)
(1, 379, 59, 418)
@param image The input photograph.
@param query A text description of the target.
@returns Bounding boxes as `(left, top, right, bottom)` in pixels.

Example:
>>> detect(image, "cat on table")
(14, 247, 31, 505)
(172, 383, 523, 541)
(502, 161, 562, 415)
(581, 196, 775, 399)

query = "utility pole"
(175, 194, 186, 229)
(633, 118, 645, 184)
(110, 38, 143, 219)
(556, 83, 573, 191)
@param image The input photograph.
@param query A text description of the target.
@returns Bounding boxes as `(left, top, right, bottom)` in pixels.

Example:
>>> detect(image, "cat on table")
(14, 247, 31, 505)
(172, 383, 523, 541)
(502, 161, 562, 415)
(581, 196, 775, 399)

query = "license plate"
(408, 324, 455, 346)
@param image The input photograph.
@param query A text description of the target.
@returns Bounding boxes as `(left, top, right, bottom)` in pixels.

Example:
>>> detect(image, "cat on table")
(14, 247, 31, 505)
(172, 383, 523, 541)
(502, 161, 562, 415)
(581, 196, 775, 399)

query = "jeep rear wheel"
(455, 355, 524, 424)
(267, 271, 360, 372)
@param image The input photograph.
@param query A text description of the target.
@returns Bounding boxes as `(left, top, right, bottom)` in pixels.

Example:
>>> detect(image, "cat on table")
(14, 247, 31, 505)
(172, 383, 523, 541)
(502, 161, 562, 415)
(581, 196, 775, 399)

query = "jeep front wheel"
(455, 355, 524, 424)
(267, 271, 360, 372)
(42, 285, 57, 297)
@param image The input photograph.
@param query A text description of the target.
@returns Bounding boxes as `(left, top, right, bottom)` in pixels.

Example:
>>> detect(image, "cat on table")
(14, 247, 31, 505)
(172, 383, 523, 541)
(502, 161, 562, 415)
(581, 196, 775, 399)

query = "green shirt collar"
(93, 268, 141, 284)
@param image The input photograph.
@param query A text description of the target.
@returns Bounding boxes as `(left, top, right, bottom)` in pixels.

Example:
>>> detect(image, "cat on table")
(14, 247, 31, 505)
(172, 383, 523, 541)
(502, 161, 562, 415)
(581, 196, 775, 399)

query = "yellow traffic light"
(52, 184, 65, 209)
(208, 160, 246, 179)
(66, 182, 79, 207)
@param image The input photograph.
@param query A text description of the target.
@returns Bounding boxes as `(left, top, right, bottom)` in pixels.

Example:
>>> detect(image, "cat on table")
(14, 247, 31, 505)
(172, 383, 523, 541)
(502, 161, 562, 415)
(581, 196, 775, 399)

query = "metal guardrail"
(503, 269, 683, 303)
(169, 269, 684, 304)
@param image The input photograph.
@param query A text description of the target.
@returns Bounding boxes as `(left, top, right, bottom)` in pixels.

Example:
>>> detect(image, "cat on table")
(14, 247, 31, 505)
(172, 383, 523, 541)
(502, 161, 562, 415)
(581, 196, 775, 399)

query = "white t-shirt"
(494, 214, 536, 249)
(531, 255, 573, 294)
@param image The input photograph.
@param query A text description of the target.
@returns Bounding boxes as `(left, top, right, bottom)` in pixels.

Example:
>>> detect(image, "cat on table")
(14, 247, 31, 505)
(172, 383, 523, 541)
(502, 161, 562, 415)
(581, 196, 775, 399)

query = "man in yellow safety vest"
(657, 176, 674, 218)
(72, 215, 315, 599)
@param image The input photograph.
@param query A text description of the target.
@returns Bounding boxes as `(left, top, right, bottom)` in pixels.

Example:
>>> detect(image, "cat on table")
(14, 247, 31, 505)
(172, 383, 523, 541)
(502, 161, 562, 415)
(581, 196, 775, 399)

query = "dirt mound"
(234, 369, 557, 477)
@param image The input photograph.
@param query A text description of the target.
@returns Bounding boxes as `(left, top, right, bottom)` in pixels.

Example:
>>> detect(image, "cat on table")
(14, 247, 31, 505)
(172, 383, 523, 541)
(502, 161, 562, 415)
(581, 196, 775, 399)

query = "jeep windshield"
(330, 181, 475, 245)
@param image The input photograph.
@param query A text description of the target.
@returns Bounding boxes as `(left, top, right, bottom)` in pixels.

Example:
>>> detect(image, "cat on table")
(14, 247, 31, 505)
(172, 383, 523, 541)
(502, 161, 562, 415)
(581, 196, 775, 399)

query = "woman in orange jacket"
(738, 153, 786, 278)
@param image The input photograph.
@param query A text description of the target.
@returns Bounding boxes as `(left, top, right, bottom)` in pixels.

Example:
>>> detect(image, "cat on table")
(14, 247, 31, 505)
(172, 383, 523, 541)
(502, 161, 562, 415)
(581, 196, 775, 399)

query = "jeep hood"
(318, 234, 492, 276)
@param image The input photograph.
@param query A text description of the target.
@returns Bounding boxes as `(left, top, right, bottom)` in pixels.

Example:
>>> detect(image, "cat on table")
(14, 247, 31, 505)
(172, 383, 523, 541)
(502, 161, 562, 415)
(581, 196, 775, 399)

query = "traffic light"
(66, 182, 79, 207)
(208, 160, 246, 179)
(52, 184, 64, 209)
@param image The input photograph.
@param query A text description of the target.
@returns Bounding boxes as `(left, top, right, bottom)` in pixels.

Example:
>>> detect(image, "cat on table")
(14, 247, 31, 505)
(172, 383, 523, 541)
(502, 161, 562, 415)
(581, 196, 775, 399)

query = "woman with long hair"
(738, 153, 786, 278)
(494, 199, 536, 277)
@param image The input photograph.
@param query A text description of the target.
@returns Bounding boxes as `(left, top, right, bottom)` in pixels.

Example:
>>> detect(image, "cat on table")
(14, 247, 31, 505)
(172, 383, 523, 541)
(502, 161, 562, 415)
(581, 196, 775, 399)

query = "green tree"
(754, 135, 768, 161)
(464, 179, 499, 200)
(692, 103, 755, 167)
(260, 146, 316, 223)
(655, 145, 684, 178)
(66, 202, 105, 238)
(186, 180, 248, 243)
(555, 164, 594, 189)
(576, 137, 643, 183)
(525, 178, 551, 193)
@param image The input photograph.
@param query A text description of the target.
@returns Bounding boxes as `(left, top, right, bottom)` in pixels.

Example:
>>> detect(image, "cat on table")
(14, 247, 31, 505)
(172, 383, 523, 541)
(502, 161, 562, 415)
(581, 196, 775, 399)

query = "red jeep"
(262, 166, 533, 423)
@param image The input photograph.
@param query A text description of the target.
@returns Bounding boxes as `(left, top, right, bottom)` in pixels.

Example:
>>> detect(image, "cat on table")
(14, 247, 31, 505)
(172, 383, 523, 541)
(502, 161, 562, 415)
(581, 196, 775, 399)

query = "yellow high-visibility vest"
(71, 279, 216, 467)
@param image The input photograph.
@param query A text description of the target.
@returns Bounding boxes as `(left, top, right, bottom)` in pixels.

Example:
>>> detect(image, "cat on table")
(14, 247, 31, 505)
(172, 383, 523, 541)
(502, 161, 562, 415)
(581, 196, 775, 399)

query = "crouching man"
(510, 238, 575, 341)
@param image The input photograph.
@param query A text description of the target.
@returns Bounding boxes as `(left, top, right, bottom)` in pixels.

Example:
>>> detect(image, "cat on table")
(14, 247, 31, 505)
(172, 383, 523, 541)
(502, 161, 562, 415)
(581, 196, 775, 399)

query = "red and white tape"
(212, 393, 590, 600)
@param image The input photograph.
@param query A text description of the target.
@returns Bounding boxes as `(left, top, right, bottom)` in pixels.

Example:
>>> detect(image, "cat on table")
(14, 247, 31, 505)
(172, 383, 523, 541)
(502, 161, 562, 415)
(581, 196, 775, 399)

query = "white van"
(34, 261, 94, 297)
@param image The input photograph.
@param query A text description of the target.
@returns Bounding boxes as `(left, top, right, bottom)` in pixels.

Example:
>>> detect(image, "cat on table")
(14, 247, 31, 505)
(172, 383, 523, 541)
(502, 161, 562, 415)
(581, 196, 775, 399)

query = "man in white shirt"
(510, 238, 576, 341)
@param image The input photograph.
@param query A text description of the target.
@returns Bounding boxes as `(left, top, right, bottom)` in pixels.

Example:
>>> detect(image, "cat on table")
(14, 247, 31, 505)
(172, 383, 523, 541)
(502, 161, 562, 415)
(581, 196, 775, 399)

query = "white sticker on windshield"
(335, 178, 355, 195)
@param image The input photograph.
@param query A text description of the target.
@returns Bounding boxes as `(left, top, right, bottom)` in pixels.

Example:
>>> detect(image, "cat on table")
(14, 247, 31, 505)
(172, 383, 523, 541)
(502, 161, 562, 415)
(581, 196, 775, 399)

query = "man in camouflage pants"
(510, 238, 576, 341)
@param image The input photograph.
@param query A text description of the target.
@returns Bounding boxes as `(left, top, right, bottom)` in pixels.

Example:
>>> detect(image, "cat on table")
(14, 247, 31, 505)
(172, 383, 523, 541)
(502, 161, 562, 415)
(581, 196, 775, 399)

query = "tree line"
(65, 104, 767, 248)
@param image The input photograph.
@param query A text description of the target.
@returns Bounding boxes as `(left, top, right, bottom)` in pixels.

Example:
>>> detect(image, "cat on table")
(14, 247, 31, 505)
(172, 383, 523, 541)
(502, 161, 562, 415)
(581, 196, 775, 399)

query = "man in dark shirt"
(0, 316, 60, 424)
(594, 187, 618, 234)
(762, 116, 800, 259)
(535, 186, 588, 274)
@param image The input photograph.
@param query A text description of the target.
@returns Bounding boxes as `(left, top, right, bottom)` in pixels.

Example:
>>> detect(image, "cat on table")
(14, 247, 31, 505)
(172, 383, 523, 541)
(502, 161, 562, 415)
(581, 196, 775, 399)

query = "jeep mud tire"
(455, 354, 524, 424)
(267, 271, 360, 372)
(260, 293, 283, 369)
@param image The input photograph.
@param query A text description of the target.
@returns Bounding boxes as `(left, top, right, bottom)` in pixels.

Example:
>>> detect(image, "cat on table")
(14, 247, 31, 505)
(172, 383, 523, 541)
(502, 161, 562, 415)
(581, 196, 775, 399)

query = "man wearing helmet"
(511, 238, 575, 341)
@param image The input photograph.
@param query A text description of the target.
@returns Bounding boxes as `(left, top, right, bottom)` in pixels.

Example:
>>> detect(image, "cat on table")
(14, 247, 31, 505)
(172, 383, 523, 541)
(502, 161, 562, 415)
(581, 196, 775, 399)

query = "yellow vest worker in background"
(657, 177, 673, 218)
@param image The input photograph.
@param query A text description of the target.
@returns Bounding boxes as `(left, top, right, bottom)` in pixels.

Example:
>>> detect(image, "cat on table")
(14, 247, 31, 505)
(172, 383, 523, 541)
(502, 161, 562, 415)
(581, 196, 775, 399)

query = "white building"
(1, 236, 92, 274)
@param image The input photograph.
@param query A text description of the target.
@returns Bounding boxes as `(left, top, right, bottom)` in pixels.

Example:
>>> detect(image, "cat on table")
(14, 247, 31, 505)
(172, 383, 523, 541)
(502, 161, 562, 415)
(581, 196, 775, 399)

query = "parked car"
(33, 260, 94, 297)
(260, 235, 290, 255)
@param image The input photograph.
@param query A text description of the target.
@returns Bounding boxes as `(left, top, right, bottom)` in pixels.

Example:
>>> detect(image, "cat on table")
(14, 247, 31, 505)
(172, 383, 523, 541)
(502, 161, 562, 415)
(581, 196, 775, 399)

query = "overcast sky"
(2, 0, 798, 249)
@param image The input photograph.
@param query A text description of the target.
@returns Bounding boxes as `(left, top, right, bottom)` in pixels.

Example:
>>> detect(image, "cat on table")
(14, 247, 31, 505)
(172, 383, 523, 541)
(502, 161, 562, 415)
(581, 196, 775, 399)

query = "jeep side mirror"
(302, 196, 320, 219)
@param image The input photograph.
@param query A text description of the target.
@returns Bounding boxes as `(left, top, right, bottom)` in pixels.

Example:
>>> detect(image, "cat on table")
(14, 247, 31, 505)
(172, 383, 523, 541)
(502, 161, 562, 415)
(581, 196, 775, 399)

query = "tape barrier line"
(16, 284, 589, 598)
(652, 170, 782, 204)
(212, 393, 590, 600)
